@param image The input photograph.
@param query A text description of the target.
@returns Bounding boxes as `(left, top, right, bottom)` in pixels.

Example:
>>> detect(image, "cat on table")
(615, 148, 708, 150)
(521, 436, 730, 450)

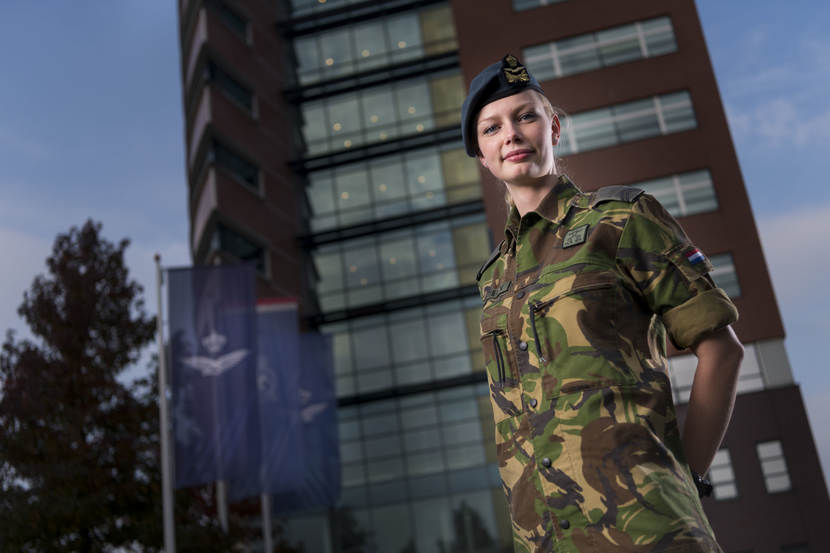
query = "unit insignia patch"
(562, 225, 589, 248)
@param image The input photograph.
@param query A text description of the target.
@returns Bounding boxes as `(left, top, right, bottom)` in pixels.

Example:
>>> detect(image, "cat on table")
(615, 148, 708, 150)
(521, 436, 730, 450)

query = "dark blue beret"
(461, 54, 544, 157)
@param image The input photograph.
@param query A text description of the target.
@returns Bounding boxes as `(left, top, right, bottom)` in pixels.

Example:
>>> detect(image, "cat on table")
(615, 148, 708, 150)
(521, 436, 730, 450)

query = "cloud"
(719, 29, 830, 147)
(726, 97, 830, 147)
(758, 203, 830, 308)
(721, 66, 795, 99)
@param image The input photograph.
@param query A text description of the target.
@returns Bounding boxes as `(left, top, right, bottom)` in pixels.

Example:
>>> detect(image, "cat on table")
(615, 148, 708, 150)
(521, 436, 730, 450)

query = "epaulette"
(590, 185, 644, 207)
(476, 240, 504, 282)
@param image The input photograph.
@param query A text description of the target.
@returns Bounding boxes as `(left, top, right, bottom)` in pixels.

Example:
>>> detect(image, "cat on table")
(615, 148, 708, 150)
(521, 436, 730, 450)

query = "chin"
(504, 167, 544, 184)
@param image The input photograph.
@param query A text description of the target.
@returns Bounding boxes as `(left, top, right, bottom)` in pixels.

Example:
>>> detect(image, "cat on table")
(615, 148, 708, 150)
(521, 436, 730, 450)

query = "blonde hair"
(534, 90, 557, 120)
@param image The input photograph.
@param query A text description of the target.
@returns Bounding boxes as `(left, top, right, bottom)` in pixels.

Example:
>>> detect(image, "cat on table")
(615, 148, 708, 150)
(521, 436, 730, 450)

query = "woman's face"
(475, 90, 560, 186)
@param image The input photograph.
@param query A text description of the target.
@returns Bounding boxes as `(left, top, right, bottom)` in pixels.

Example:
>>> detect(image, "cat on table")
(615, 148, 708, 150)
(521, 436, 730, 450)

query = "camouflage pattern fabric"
(477, 175, 738, 553)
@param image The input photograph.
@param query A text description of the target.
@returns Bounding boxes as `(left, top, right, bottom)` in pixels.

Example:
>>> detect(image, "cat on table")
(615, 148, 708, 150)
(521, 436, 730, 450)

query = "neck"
(505, 173, 560, 216)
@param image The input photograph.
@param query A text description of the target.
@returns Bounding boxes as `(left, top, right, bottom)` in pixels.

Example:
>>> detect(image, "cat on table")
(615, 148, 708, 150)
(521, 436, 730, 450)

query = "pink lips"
(503, 149, 533, 162)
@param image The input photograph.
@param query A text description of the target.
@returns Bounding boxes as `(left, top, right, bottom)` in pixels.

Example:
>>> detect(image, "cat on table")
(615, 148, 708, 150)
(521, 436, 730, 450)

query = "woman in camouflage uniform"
(462, 55, 744, 553)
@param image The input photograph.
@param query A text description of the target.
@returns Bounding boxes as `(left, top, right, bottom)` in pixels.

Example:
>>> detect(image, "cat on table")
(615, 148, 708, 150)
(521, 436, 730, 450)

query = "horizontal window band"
(280, 0, 446, 38)
(286, 51, 459, 103)
(338, 370, 486, 408)
(291, 125, 462, 173)
(309, 283, 479, 326)
(300, 198, 484, 248)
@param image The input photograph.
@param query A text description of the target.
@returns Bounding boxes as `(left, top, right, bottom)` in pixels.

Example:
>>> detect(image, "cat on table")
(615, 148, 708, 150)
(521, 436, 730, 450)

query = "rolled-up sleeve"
(616, 194, 738, 349)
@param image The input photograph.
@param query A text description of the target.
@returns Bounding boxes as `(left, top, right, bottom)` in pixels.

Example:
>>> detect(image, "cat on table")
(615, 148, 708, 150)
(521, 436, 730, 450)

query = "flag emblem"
(685, 248, 706, 265)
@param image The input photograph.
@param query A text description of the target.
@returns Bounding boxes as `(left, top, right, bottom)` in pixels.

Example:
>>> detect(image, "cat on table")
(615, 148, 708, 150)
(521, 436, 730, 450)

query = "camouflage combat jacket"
(477, 176, 738, 553)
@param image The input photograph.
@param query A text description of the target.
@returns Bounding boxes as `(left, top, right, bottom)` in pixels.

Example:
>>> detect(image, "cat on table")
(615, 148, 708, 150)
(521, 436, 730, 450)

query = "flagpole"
(261, 493, 273, 552)
(210, 258, 230, 535)
(155, 254, 176, 553)
(216, 480, 229, 532)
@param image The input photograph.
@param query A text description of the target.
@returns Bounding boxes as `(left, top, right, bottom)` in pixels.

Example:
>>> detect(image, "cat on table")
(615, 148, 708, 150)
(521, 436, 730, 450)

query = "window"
(212, 141, 259, 190)
(557, 91, 696, 156)
(669, 343, 765, 404)
(733, 343, 765, 395)
(524, 16, 677, 80)
(709, 253, 741, 298)
(307, 145, 481, 232)
(301, 72, 464, 155)
(667, 353, 695, 403)
(757, 441, 792, 493)
(337, 383, 494, 497)
(514, 0, 568, 12)
(211, 223, 266, 274)
(207, 60, 253, 113)
(289, 0, 363, 17)
(630, 169, 718, 217)
(313, 216, 489, 313)
(293, 5, 457, 85)
(708, 449, 738, 500)
(214, 2, 248, 39)
(326, 297, 483, 397)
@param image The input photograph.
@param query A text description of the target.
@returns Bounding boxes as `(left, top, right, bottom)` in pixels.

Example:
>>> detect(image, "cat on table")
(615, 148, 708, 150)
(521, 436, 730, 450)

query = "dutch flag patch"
(685, 248, 706, 265)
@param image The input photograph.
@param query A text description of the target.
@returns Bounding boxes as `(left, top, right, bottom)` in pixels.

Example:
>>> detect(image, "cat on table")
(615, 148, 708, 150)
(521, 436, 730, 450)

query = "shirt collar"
(504, 174, 581, 243)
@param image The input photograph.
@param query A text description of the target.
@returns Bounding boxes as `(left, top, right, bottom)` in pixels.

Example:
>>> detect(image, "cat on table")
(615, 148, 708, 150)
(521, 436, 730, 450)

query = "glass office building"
(177, 0, 830, 551)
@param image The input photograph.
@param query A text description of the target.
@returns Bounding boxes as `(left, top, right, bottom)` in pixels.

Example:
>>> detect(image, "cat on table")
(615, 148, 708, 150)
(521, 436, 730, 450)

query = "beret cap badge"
(502, 54, 530, 85)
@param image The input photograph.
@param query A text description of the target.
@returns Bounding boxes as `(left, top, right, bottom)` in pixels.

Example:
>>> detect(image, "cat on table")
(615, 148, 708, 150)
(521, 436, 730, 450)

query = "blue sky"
(1, 2, 828, 485)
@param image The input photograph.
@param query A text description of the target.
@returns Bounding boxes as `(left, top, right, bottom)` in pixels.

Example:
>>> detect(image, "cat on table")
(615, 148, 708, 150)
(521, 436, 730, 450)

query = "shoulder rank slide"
(590, 185, 644, 207)
(476, 240, 504, 282)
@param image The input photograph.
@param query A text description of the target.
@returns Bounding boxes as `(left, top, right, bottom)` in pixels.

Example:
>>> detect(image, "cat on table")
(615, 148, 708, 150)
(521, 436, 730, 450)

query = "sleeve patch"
(666, 243, 714, 282)
(685, 247, 706, 265)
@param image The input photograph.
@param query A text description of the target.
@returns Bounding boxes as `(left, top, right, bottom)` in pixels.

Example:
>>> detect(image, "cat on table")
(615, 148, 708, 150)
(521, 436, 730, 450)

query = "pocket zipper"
(528, 303, 547, 365)
(526, 280, 615, 365)
(488, 329, 506, 384)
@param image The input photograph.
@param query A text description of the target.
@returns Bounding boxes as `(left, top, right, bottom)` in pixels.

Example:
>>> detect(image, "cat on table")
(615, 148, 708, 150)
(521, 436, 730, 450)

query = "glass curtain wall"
(301, 71, 465, 155)
(287, 3, 509, 551)
(307, 144, 480, 231)
(294, 5, 458, 84)
(313, 216, 489, 311)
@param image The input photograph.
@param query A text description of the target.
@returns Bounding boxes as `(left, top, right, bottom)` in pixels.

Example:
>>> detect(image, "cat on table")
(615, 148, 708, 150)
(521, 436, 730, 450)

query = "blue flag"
(167, 264, 260, 489)
(271, 331, 340, 513)
(229, 300, 304, 501)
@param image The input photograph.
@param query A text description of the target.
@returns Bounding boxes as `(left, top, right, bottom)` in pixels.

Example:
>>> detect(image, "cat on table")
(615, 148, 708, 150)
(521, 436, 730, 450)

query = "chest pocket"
(480, 316, 523, 423)
(525, 270, 632, 394)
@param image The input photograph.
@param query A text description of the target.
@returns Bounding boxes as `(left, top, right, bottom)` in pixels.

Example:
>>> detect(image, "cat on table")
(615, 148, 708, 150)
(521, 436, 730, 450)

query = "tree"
(0, 220, 242, 552)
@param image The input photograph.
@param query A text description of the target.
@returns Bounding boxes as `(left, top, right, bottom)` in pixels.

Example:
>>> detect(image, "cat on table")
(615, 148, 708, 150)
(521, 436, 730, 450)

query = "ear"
(477, 154, 488, 169)
(551, 114, 561, 146)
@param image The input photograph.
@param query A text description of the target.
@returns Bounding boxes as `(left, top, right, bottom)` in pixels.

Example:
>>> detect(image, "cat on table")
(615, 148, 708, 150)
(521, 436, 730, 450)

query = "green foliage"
(0, 220, 243, 553)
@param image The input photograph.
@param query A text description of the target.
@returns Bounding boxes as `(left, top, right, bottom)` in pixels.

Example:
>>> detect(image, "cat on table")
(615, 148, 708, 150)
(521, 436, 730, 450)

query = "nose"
(504, 121, 523, 144)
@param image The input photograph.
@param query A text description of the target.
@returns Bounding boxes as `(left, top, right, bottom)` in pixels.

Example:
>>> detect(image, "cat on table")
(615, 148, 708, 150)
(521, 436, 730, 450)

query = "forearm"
(681, 326, 744, 474)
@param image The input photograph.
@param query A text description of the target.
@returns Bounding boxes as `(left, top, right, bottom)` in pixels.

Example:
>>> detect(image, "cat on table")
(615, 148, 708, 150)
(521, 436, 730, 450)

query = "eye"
(481, 124, 498, 136)
(519, 111, 537, 121)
